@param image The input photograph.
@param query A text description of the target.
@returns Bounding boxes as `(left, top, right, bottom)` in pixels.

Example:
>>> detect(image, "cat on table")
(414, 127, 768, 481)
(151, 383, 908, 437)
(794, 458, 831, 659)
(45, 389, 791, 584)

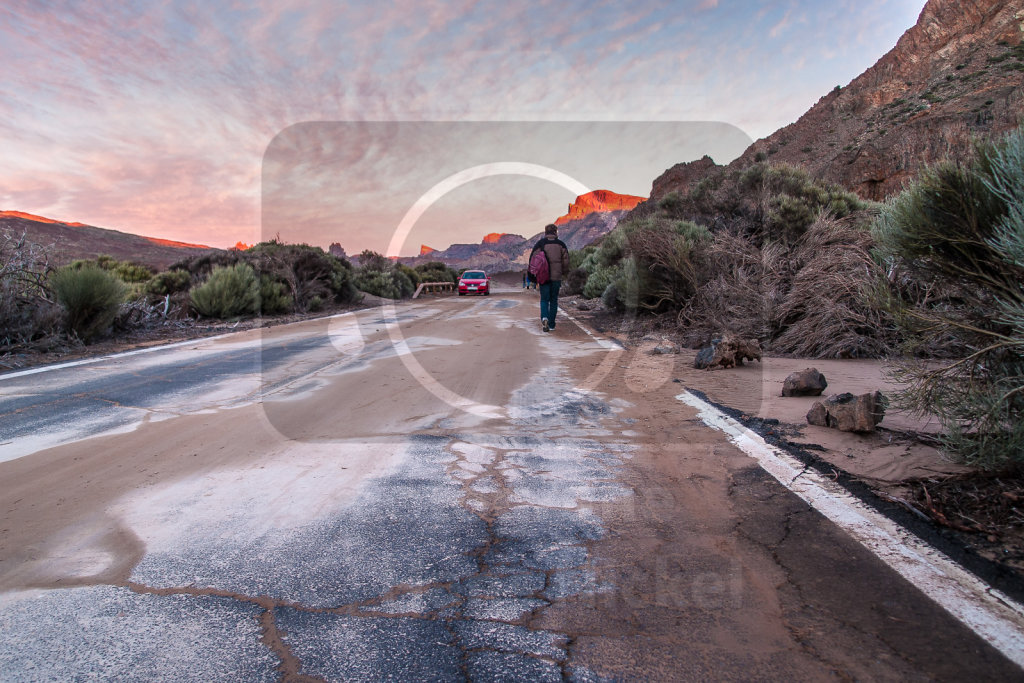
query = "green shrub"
(354, 250, 414, 299)
(258, 275, 292, 315)
(113, 262, 155, 283)
(623, 217, 710, 311)
(356, 250, 392, 272)
(872, 126, 1024, 469)
(354, 270, 406, 299)
(145, 269, 191, 296)
(396, 263, 422, 288)
(657, 191, 686, 217)
(71, 255, 154, 283)
(246, 242, 357, 311)
(569, 246, 596, 271)
(51, 264, 127, 342)
(414, 261, 458, 284)
(189, 262, 259, 318)
(582, 262, 623, 299)
(740, 163, 870, 244)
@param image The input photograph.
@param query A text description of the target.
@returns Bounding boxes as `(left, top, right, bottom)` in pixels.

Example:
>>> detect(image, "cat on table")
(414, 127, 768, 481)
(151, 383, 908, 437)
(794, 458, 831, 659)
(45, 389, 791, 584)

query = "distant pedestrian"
(529, 224, 570, 332)
(522, 272, 528, 289)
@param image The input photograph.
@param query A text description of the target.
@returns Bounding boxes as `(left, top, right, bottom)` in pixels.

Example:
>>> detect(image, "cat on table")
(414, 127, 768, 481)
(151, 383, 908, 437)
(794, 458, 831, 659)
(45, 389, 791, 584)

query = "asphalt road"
(0, 288, 1020, 680)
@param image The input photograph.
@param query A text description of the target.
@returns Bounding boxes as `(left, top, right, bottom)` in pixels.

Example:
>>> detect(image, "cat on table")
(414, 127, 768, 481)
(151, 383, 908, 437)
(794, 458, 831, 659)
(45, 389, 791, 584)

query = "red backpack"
(528, 248, 550, 285)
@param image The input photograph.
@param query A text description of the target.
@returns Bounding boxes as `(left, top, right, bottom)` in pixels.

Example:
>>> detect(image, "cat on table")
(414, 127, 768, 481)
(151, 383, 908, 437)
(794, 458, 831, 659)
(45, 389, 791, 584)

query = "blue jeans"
(539, 280, 561, 327)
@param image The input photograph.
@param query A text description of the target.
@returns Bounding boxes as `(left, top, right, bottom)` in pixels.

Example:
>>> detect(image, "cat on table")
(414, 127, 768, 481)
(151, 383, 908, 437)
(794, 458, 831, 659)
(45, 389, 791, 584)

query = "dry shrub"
(680, 214, 894, 357)
(772, 216, 895, 357)
(678, 227, 771, 344)
(0, 231, 62, 350)
(623, 218, 708, 312)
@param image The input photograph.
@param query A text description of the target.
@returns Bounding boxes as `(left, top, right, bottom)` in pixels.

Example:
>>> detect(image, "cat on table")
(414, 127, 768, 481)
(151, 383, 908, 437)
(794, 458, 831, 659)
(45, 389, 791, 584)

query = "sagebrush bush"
(51, 264, 127, 342)
(739, 163, 870, 244)
(872, 125, 1024, 469)
(248, 241, 357, 311)
(354, 250, 414, 299)
(415, 261, 458, 284)
(582, 262, 622, 299)
(578, 210, 709, 312)
(258, 275, 292, 315)
(570, 158, 891, 357)
(396, 263, 421, 288)
(189, 262, 259, 318)
(145, 269, 191, 296)
(354, 270, 406, 299)
(72, 255, 155, 283)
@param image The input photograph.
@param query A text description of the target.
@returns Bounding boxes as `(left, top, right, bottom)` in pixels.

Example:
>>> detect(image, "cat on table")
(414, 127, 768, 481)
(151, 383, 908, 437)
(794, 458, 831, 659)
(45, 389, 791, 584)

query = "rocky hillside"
(554, 190, 644, 225)
(650, 0, 1024, 203)
(0, 211, 218, 269)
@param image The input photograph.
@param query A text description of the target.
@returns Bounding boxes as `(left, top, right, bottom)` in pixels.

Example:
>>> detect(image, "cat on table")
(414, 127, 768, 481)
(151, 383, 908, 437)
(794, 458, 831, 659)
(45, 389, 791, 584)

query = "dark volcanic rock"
(782, 368, 828, 397)
(807, 391, 888, 432)
(693, 340, 719, 369)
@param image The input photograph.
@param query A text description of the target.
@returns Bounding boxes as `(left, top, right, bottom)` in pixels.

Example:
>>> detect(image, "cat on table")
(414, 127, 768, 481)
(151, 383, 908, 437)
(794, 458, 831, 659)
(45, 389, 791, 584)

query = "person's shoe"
(542, 318, 549, 332)
(548, 323, 556, 330)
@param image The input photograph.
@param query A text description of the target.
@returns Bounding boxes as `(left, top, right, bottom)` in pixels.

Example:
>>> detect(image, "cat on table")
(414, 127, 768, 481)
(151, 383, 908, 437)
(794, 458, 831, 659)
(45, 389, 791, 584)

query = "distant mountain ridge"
(395, 189, 642, 272)
(401, 207, 633, 273)
(0, 211, 217, 269)
(647, 0, 1024, 203)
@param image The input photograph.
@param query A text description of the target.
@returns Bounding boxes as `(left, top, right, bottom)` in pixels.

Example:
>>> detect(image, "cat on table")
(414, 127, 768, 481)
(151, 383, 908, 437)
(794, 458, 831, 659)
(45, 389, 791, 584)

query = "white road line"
(559, 310, 623, 350)
(677, 389, 1024, 669)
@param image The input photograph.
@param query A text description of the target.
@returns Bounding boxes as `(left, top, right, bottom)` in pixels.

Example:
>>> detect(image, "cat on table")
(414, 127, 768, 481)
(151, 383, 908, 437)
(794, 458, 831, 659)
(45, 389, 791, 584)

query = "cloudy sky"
(1, 0, 926, 255)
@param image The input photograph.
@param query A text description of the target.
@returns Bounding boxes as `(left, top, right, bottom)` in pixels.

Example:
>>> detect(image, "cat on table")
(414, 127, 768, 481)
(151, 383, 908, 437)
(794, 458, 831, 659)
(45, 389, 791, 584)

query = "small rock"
(647, 340, 681, 355)
(708, 335, 761, 369)
(694, 343, 717, 369)
(576, 301, 592, 311)
(806, 391, 888, 432)
(782, 368, 828, 397)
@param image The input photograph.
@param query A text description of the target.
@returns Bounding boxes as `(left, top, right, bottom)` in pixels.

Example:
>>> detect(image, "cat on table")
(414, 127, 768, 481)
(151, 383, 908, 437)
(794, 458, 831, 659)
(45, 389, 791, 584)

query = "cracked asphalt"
(0, 289, 1020, 680)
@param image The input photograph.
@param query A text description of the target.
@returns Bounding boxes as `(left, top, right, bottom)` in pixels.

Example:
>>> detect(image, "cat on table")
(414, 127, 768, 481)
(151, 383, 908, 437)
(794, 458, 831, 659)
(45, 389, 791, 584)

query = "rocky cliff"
(649, 0, 1024, 202)
(555, 190, 645, 225)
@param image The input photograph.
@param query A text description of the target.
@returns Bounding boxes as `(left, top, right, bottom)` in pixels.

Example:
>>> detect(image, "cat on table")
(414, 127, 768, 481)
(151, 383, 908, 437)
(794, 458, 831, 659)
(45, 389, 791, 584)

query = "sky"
(0, 0, 927, 256)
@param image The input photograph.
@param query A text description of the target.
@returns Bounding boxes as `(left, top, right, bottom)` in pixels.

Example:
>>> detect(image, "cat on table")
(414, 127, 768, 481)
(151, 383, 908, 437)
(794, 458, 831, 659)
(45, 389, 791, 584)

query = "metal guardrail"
(412, 281, 456, 299)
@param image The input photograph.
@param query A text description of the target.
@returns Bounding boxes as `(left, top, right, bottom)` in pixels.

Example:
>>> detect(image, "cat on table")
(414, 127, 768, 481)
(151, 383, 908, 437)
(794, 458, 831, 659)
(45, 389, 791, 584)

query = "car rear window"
(463, 271, 485, 279)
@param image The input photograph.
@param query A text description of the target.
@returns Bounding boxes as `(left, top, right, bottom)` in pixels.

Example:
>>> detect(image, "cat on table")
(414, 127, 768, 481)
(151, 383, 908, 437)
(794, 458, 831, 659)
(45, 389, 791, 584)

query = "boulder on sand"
(693, 339, 720, 369)
(782, 368, 828, 397)
(806, 391, 887, 432)
(708, 335, 762, 370)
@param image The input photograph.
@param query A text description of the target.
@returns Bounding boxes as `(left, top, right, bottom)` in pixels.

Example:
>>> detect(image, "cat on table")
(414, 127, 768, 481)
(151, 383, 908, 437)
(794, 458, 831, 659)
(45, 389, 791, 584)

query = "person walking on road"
(529, 224, 570, 333)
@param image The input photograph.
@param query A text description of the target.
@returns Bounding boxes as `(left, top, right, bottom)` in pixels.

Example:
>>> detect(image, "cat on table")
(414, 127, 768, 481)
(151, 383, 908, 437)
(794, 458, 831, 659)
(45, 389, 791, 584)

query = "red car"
(458, 270, 490, 296)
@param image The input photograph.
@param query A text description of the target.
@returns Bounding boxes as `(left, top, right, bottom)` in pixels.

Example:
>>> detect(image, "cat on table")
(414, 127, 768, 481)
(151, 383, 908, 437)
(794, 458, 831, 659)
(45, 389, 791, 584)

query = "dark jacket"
(530, 236, 570, 282)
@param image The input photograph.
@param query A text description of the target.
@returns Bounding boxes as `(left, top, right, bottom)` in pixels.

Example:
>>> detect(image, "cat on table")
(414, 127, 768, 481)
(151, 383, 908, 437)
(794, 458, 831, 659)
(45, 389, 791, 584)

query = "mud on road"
(0, 289, 1019, 679)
